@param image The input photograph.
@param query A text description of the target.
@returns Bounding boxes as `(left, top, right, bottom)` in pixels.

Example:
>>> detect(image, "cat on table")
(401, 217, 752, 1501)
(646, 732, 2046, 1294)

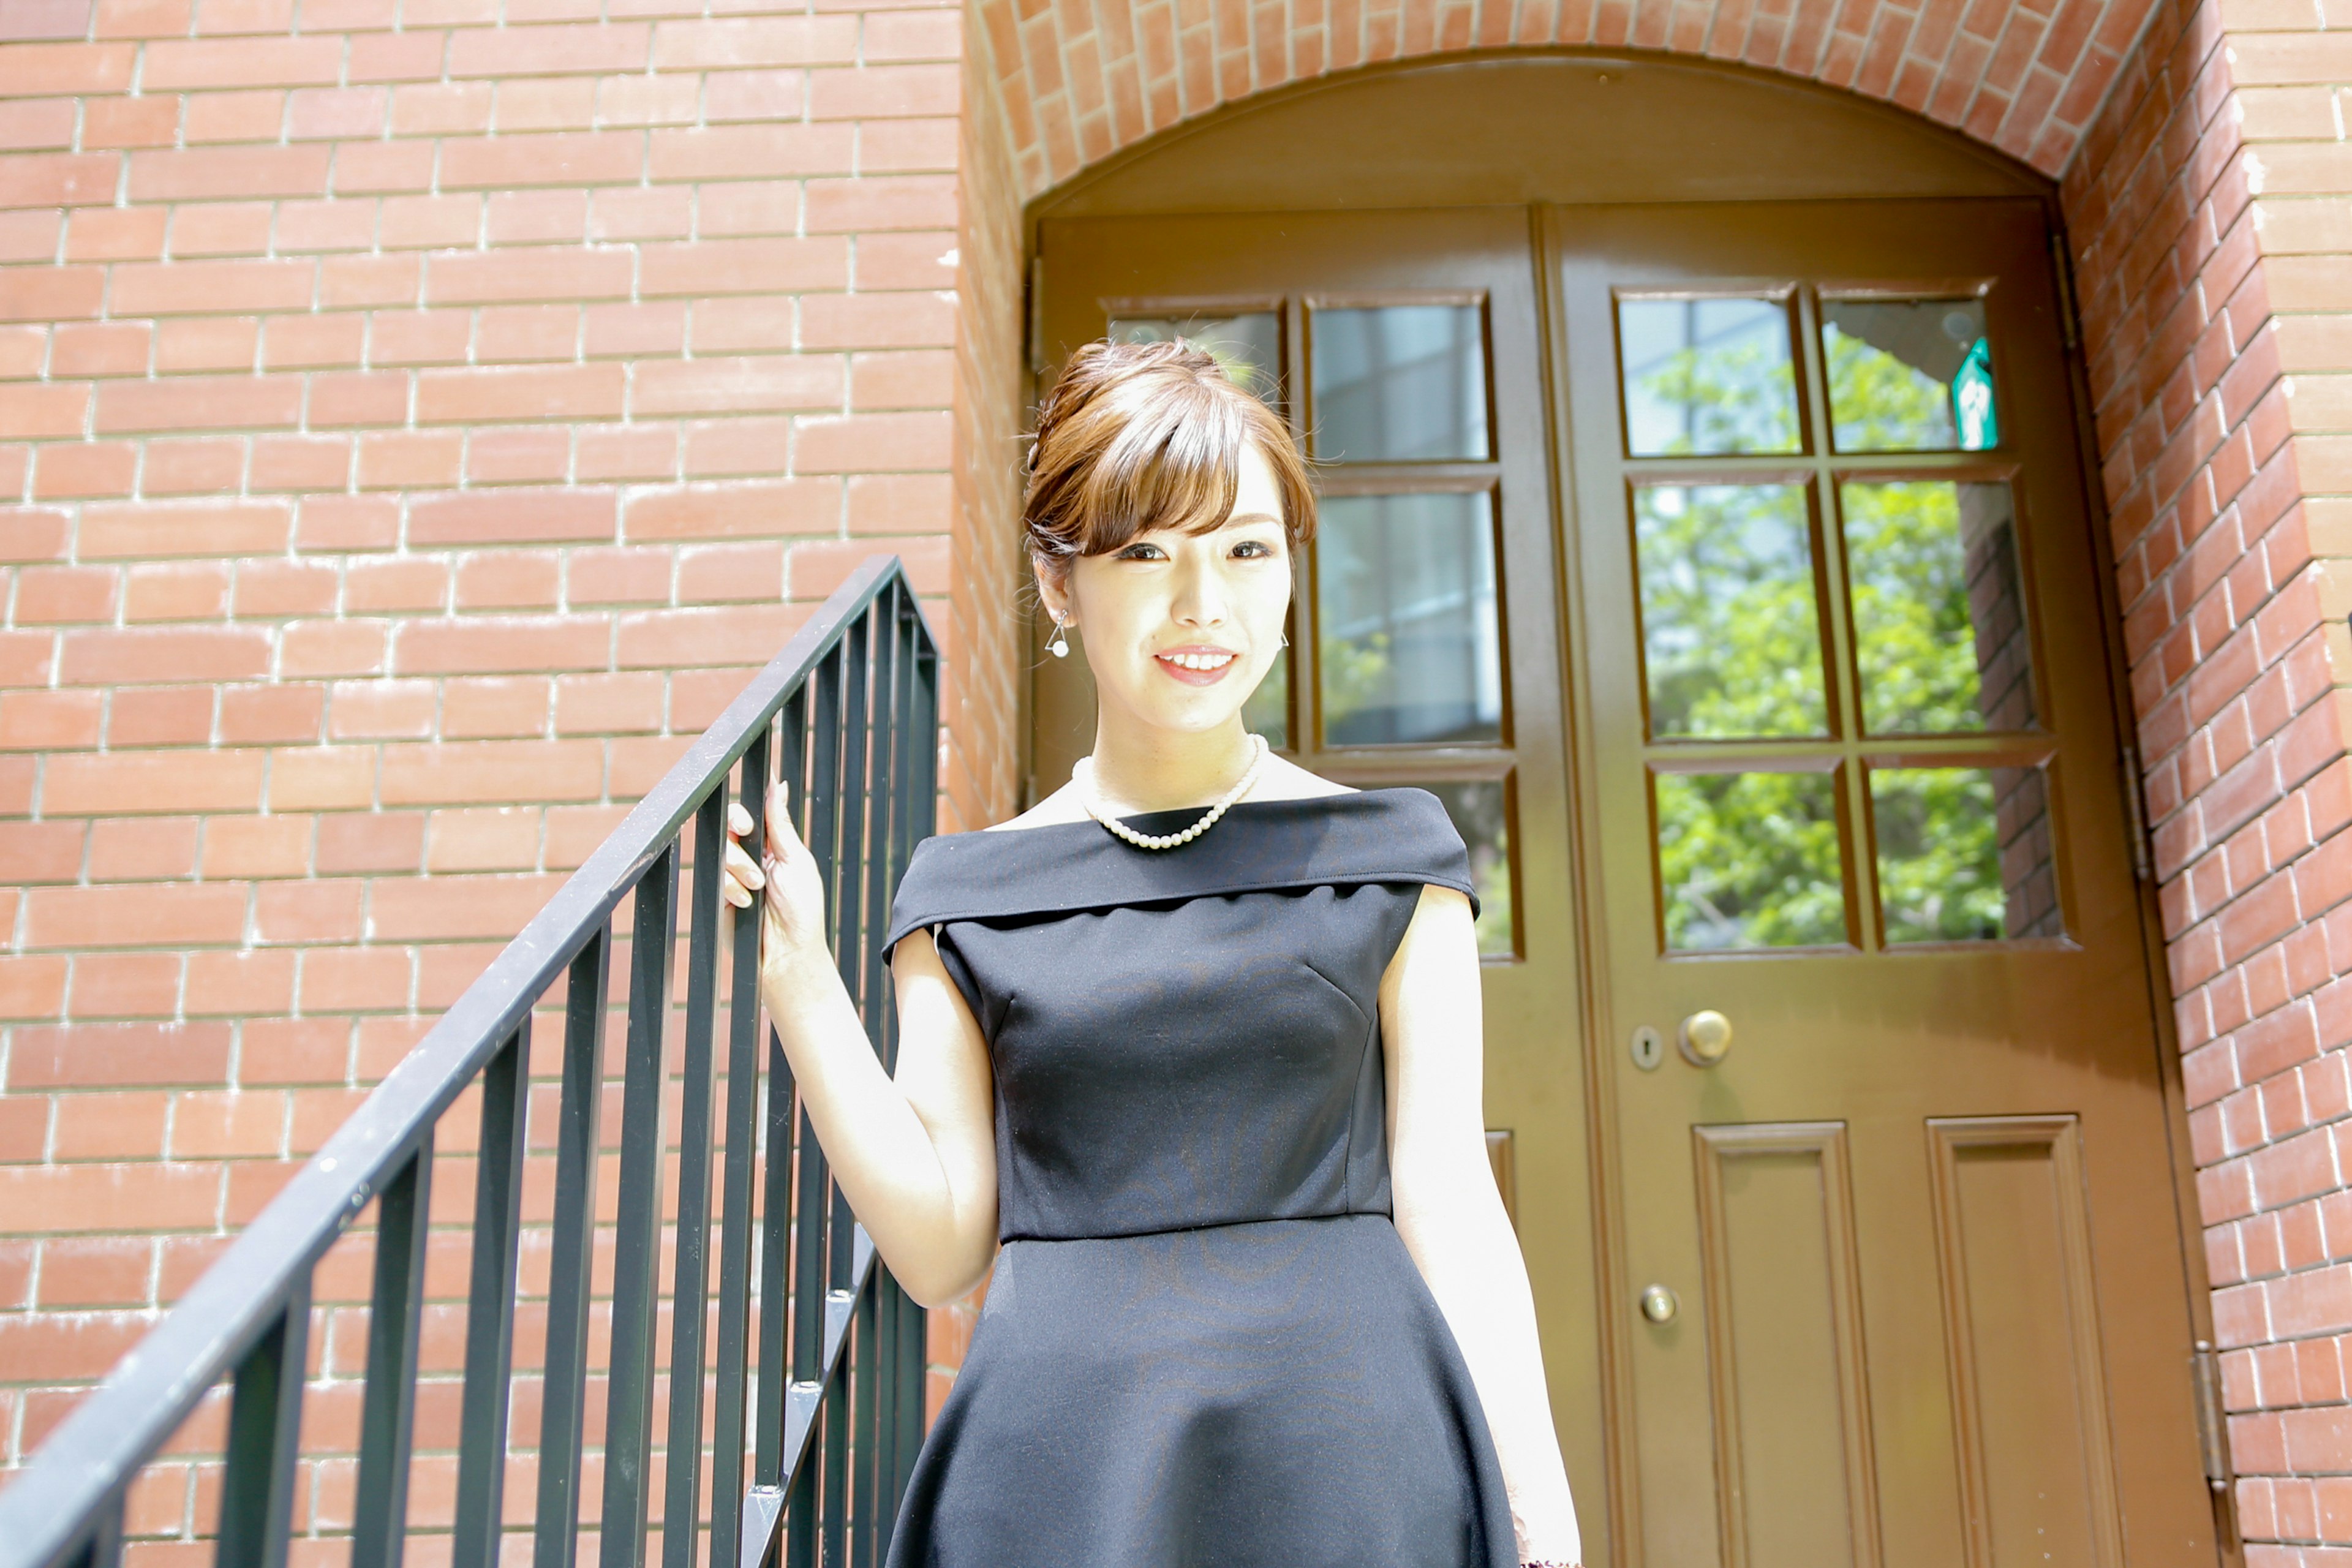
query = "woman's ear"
(1033, 557, 1074, 627)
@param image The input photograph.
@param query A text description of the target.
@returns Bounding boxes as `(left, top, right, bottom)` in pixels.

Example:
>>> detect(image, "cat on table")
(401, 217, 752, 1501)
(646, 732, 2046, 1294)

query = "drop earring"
(1047, 612, 1071, 659)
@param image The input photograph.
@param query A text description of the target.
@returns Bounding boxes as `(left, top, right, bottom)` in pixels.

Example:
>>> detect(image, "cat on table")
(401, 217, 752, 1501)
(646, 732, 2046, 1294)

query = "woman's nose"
(1170, 556, 1229, 627)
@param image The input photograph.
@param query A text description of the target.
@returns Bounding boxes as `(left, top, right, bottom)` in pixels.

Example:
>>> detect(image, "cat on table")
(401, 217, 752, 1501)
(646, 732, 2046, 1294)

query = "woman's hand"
(721, 780, 831, 974)
(714, 777, 1001, 1308)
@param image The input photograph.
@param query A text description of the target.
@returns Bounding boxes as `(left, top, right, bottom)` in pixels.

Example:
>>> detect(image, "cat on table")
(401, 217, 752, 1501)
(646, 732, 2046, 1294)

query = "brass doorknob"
(1639, 1284, 1679, 1324)
(1678, 1009, 1733, 1066)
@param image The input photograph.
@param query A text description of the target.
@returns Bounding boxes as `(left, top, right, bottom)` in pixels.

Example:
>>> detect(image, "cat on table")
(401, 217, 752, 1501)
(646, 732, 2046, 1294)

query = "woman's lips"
(1154, 648, 1237, 687)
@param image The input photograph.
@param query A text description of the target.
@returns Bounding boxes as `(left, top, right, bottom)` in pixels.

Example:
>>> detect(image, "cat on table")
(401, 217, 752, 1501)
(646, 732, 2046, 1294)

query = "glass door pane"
(1634, 483, 1830, 741)
(1310, 303, 1490, 461)
(1316, 491, 1504, 746)
(1618, 295, 1803, 456)
(1107, 311, 1282, 405)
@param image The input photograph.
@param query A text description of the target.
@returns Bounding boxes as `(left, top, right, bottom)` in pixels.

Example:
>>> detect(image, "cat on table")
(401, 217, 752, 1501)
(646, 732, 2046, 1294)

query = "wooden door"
(1551, 198, 2217, 1567)
(1035, 208, 1610, 1529)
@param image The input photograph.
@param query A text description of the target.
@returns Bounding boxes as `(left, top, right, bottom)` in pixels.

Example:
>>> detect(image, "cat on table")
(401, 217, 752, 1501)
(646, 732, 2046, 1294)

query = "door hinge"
(2192, 1339, 2231, 1493)
(2120, 744, 2154, 883)
(2050, 228, 2081, 352)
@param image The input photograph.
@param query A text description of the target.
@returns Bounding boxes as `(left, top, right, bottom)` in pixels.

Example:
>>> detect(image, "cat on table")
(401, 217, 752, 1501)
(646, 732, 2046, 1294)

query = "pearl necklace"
(1074, 735, 1271, 851)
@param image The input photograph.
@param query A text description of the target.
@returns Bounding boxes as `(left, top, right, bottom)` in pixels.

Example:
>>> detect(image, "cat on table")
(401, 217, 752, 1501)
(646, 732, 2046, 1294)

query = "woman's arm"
(1382, 884, 1582, 1567)
(723, 786, 1000, 1307)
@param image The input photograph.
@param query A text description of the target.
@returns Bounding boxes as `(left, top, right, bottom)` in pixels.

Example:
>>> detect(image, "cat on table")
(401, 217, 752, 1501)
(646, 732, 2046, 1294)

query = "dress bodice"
(881, 790, 1477, 1243)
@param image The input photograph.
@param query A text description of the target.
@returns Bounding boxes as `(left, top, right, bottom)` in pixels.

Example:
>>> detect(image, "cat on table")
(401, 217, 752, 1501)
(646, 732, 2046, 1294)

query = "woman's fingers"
(728, 801, 753, 839)
(721, 838, 764, 908)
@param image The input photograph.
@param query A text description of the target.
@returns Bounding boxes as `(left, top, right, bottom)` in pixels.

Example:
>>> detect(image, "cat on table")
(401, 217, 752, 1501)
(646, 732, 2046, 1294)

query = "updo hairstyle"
(1022, 338, 1318, 582)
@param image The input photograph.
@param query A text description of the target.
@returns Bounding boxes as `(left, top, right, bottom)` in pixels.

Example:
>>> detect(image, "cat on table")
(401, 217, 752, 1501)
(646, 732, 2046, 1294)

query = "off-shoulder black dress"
(876, 788, 1518, 1568)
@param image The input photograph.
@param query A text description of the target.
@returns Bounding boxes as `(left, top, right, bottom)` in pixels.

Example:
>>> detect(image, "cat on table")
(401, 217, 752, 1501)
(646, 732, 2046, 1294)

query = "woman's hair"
(1023, 337, 1317, 579)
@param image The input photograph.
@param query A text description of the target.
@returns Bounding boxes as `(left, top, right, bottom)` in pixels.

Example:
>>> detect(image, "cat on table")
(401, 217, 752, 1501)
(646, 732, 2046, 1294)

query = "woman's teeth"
(1161, 652, 1234, 670)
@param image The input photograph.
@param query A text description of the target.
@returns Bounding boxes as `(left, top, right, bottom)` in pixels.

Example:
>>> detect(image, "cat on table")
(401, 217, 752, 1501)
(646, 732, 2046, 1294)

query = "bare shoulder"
(982, 782, 1092, 832)
(1248, 755, 1355, 801)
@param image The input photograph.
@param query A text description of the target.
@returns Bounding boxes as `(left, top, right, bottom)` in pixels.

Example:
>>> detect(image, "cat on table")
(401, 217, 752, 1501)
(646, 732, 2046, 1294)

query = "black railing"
(0, 556, 936, 1568)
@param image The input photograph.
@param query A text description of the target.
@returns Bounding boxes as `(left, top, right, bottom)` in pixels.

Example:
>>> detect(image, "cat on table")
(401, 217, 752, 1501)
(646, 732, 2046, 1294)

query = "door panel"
(1035, 208, 1606, 1532)
(1928, 1117, 2123, 1568)
(1551, 199, 2212, 1567)
(1692, 1122, 1879, 1568)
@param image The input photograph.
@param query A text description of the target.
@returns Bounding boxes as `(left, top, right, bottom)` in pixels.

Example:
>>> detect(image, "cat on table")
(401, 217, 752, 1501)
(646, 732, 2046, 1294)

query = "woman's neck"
(1084, 716, 1259, 815)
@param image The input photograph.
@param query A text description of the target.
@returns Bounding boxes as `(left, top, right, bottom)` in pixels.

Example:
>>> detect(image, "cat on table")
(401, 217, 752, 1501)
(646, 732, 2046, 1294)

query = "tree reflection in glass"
(1634, 484, 1827, 739)
(1109, 314, 1283, 406)
(1844, 480, 2034, 735)
(1656, 769, 1848, 950)
(1872, 765, 2060, 942)
(1618, 297, 1801, 456)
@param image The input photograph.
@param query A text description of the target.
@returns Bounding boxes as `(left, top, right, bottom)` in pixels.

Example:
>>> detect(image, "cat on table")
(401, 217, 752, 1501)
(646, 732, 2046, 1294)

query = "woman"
(720, 338, 1582, 1567)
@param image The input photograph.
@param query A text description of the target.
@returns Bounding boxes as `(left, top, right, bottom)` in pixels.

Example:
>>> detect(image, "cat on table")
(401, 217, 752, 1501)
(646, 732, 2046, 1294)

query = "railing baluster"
(452, 1026, 530, 1568)
(712, 731, 772, 1568)
(851, 1280, 880, 1567)
(352, 1136, 433, 1568)
(824, 611, 872, 1568)
(217, 1278, 311, 1568)
(755, 694, 806, 1494)
(786, 1096, 828, 1568)
(807, 644, 846, 999)
(793, 658, 842, 1408)
(867, 587, 901, 1043)
(894, 1273, 924, 1512)
(602, 843, 682, 1568)
(663, 790, 731, 1568)
(534, 929, 613, 1568)
(61, 1497, 121, 1568)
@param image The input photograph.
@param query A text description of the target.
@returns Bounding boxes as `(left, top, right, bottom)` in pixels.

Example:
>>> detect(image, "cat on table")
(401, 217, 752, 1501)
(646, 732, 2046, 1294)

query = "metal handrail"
(0, 554, 936, 1568)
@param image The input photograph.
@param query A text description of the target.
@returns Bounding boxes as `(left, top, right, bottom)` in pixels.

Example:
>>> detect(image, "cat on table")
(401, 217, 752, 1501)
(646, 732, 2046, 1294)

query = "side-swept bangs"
(1023, 338, 1317, 577)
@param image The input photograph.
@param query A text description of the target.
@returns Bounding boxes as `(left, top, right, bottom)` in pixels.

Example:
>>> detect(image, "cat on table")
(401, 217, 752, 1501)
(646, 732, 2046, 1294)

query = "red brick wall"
(0, 0, 1024, 1494)
(11, 0, 2352, 1546)
(2060, 0, 2352, 1553)
(978, 0, 2173, 194)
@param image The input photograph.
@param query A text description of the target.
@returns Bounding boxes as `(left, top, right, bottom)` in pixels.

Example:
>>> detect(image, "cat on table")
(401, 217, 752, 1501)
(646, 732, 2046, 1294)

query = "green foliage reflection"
(1871, 767, 2004, 943)
(1635, 486, 1826, 739)
(1634, 301, 2042, 952)
(1657, 771, 1846, 949)
(1619, 300, 1800, 456)
(1844, 481, 2003, 734)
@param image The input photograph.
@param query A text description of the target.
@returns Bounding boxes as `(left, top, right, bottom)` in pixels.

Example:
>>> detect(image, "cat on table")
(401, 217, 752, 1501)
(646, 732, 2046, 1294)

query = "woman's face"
(1043, 439, 1293, 739)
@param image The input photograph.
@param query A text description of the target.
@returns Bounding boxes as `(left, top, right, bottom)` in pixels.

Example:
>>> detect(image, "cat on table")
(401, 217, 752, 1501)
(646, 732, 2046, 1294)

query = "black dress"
(876, 788, 1519, 1568)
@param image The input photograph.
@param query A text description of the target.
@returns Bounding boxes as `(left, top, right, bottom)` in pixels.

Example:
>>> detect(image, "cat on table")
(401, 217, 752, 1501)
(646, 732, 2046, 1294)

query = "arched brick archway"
(978, 0, 2162, 194)
(971, 0, 2352, 1547)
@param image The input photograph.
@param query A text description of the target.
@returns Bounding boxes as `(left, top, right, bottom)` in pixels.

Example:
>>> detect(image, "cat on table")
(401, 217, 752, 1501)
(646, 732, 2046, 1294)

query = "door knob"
(1639, 1284, 1679, 1324)
(1678, 1009, 1733, 1066)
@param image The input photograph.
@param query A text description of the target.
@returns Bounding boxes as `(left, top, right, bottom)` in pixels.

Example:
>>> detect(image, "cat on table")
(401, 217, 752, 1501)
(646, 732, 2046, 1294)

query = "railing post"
(59, 1499, 121, 1568)
(663, 789, 733, 1568)
(352, 1137, 433, 1568)
(712, 728, 772, 1568)
(452, 1026, 531, 1568)
(601, 842, 683, 1568)
(217, 1278, 312, 1568)
(534, 928, 614, 1568)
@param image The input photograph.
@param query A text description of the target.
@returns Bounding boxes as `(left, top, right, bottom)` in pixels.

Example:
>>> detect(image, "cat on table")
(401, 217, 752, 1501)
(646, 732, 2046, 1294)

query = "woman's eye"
(1232, 540, 1272, 559)
(1119, 543, 1165, 561)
